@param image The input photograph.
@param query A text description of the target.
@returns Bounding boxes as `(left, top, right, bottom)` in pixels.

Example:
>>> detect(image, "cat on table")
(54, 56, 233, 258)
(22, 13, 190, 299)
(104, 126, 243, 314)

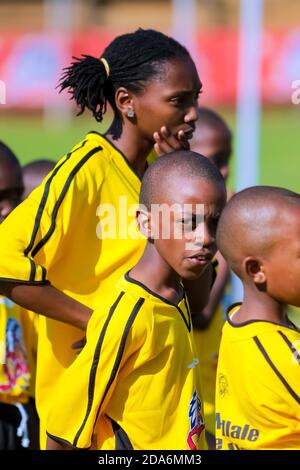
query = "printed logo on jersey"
(187, 357, 199, 369)
(218, 373, 229, 398)
(187, 390, 205, 450)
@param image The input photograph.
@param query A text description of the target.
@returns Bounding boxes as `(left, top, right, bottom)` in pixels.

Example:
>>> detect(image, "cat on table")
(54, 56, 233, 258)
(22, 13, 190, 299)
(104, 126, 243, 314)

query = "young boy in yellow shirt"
(215, 186, 300, 450)
(46, 150, 226, 450)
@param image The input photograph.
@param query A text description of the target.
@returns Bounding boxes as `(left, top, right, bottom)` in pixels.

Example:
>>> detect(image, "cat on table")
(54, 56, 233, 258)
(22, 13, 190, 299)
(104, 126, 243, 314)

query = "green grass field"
(1, 106, 299, 192)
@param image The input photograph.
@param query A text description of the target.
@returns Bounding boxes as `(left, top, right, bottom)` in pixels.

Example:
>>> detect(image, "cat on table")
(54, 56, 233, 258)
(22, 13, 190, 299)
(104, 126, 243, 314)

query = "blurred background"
(0, 0, 299, 193)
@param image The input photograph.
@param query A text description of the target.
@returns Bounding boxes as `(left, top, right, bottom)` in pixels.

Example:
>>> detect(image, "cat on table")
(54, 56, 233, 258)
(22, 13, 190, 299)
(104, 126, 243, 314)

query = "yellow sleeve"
(0, 140, 104, 284)
(46, 293, 146, 449)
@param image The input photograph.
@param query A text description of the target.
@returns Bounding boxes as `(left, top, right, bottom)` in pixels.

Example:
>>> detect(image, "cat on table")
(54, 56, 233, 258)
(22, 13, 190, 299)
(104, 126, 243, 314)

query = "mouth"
(185, 251, 213, 266)
(183, 126, 195, 140)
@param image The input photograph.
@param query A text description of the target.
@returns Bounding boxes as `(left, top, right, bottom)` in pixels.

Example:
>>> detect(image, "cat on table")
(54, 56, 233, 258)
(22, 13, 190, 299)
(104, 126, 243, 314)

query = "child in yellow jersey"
(215, 186, 300, 450)
(0, 142, 30, 449)
(190, 107, 232, 448)
(46, 150, 226, 450)
(0, 29, 213, 448)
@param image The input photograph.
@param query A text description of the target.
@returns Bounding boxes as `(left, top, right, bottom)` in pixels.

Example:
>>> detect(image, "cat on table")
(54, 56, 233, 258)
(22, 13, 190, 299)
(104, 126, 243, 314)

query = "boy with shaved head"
(215, 186, 300, 450)
(46, 150, 226, 450)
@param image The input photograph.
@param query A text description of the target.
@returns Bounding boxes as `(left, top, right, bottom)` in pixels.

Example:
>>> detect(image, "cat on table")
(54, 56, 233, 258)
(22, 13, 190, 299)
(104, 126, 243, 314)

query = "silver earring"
(127, 108, 135, 118)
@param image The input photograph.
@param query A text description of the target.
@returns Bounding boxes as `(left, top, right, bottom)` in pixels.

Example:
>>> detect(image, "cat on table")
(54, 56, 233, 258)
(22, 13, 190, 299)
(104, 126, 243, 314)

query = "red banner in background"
(0, 29, 299, 108)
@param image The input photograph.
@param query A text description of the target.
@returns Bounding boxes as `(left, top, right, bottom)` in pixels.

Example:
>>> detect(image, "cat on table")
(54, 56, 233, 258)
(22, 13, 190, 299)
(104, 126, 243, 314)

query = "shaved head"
(22, 159, 55, 199)
(140, 149, 225, 209)
(217, 186, 300, 278)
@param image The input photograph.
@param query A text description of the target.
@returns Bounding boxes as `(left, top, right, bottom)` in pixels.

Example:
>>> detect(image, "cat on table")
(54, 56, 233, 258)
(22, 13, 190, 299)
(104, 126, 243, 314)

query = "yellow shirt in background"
(215, 304, 300, 450)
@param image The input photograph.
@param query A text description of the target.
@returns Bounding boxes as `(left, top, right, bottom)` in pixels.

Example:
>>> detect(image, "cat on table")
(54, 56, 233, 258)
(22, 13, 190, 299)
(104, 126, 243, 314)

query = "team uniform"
(194, 304, 224, 435)
(215, 304, 300, 450)
(46, 273, 206, 450)
(0, 132, 147, 447)
(0, 296, 30, 448)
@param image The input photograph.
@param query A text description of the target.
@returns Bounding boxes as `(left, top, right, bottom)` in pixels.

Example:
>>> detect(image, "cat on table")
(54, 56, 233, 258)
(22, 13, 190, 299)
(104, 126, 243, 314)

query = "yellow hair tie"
(100, 57, 110, 78)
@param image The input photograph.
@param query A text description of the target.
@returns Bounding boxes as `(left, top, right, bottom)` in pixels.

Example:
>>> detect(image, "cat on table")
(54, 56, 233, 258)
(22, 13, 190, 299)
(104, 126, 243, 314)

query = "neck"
(129, 243, 183, 304)
(105, 120, 153, 179)
(233, 283, 290, 327)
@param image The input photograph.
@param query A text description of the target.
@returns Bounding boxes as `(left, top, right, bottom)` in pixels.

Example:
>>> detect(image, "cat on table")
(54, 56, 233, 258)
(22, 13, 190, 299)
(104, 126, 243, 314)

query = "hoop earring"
(127, 108, 135, 118)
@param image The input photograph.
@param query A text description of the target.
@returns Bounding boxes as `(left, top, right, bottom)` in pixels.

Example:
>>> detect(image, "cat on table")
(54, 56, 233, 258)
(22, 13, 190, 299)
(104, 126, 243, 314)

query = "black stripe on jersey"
(182, 295, 192, 332)
(110, 418, 134, 450)
(277, 330, 300, 364)
(31, 146, 102, 259)
(253, 336, 300, 405)
(124, 271, 191, 330)
(73, 295, 145, 447)
(29, 258, 36, 282)
(73, 291, 125, 447)
(46, 431, 82, 450)
(23, 139, 88, 278)
(98, 297, 145, 411)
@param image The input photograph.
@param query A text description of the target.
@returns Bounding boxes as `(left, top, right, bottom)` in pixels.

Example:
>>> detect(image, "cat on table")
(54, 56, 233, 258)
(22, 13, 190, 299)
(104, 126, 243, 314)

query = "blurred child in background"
(0, 142, 30, 449)
(22, 160, 56, 200)
(190, 107, 232, 449)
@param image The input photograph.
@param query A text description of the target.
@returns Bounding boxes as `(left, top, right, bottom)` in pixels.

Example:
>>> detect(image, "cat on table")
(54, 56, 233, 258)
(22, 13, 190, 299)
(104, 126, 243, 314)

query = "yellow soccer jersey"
(0, 132, 146, 446)
(20, 309, 39, 398)
(0, 296, 30, 404)
(194, 304, 223, 434)
(46, 273, 206, 450)
(215, 304, 300, 450)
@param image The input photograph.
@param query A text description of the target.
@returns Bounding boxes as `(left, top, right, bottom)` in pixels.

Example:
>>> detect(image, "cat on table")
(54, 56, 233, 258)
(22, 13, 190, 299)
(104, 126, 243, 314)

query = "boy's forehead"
(0, 159, 23, 190)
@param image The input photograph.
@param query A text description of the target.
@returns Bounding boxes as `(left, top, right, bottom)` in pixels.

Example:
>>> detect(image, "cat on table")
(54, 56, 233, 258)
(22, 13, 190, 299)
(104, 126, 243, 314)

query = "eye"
(170, 96, 184, 106)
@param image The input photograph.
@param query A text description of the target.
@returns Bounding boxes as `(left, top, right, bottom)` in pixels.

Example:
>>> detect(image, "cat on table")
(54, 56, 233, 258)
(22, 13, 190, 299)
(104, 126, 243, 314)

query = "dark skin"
(131, 176, 226, 304)
(220, 201, 300, 328)
(47, 171, 226, 451)
(190, 120, 232, 329)
(0, 57, 209, 330)
(0, 156, 24, 223)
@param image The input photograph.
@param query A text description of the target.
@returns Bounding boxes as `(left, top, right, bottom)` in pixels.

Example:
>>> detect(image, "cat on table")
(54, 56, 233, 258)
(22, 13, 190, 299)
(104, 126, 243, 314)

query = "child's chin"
(181, 267, 206, 281)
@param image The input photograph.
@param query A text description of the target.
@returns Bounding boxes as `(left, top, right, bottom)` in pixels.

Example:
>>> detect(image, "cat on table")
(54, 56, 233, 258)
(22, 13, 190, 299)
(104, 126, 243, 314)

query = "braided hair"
(59, 29, 193, 123)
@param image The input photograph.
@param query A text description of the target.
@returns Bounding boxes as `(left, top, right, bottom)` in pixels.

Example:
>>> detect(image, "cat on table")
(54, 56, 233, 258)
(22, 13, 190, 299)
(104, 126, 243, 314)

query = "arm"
(0, 144, 101, 329)
(46, 295, 141, 449)
(47, 435, 73, 450)
(1, 282, 92, 330)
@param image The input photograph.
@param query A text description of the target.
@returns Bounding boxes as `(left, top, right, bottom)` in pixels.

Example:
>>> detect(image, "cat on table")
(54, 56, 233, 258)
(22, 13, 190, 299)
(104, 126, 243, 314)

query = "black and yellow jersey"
(46, 273, 206, 450)
(215, 304, 300, 450)
(0, 132, 147, 446)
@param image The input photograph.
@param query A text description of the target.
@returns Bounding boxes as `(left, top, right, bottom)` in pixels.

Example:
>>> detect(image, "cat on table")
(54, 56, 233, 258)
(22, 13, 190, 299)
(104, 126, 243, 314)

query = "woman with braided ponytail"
(0, 29, 205, 448)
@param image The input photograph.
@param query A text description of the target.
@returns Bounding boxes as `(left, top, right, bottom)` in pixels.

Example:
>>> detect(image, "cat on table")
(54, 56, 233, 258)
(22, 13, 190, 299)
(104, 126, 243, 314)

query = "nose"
(202, 222, 216, 249)
(184, 103, 198, 124)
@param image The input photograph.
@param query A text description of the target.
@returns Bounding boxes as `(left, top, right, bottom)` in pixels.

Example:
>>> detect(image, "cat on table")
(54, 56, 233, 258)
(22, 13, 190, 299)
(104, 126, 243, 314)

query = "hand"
(153, 126, 190, 156)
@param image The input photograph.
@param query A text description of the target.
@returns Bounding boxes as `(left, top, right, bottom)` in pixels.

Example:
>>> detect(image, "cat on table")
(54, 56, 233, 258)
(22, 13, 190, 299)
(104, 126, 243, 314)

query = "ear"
(115, 87, 135, 118)
(243, 256, 266, 285)
(136, 209, 152, 239)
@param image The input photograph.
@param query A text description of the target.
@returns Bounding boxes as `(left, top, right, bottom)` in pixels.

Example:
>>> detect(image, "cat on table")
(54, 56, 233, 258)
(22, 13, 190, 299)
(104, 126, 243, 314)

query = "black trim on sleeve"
(31, 146, 102, 258)
(110, 418, 134, 450)
(73, 291, 125, 447)
(253, 336, 300, 405)
(277, 330, 300, 364)
(46, 431, 89, 450)
(0, 277, 50, 286)
(29, 258, 36, 282)
(23, 139, 88, 281)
